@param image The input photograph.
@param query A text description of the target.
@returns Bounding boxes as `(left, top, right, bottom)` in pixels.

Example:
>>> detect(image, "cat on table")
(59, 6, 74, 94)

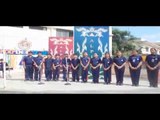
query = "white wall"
(0, 26, 55, 51)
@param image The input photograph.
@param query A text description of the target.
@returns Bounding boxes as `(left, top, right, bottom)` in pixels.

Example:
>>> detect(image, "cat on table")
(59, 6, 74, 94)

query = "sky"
(113, 26, 160, 42)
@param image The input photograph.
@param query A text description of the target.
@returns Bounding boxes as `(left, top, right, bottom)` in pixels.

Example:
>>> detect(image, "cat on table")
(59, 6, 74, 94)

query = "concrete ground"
(0, 69, 160, 94)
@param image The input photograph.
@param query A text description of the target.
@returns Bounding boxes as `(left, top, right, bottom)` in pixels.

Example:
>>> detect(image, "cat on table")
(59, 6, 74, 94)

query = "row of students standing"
(22, 48, 160, 88)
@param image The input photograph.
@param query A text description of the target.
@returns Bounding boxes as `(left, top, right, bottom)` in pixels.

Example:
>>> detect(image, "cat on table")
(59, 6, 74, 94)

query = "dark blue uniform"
(71, 58, 80, 82)
(62, 58, 71, 81)
(113, 56, 126, 85)
(0, 61, 4, 77)
(23, 56, 34, 80)
(102, 57, 113, 84)
(90, 57, 101, 83)
(0, 62, 3, 71)
(128, 55, 142, 86)
(80, 57, 90, 82)
(53, 58, 61, 81)
(44, 58, 53, 81)
(146, 54, 160, 87)
(33, 56, 43, 81)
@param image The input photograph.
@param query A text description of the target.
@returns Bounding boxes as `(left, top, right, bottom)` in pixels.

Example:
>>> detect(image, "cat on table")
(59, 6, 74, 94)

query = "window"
(29, 26, 47, 31)
(56, 29, 73, 37)
(69, 31, 73, 37)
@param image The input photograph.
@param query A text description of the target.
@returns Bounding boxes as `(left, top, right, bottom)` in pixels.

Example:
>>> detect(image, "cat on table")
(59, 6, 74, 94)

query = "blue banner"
(74, 26, 110, 58)
(74, 26, 110, 78)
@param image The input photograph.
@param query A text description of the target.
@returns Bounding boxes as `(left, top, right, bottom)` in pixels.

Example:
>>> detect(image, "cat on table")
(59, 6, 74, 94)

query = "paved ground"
(0, 69, 160, 94)
(0, 76, 160, 94)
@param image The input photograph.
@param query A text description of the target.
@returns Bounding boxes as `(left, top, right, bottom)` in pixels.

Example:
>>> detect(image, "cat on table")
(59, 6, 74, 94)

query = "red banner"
(49, 37, 73, 58)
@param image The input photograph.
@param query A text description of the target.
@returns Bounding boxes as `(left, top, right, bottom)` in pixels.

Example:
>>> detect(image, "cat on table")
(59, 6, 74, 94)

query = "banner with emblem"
(74, 26, 110, 58)
(74, 26, 110, 78)
(49, 37, 73, 58)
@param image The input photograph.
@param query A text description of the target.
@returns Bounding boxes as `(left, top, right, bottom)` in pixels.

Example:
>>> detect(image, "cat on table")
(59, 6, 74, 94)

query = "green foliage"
(112, 28, 138, 56)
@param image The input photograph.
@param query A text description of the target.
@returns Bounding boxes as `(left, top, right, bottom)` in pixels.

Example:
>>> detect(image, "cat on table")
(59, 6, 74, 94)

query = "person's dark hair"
(48, 53, 52, 56)
(150, 48, 157, 51)
(73, 53, 78, 56)
(28, 51, 32, 54)
(38, 51, 42, 54)
(55, 54, 60, 56)
(83, 51, 87, 54)
(116, 50, 121, 53)
(105, 52, 110, 57)
(132, 50, 138, 52)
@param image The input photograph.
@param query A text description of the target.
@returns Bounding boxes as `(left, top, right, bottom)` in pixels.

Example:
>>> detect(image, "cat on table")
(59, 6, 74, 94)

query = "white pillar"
(47, 28, 56, 37)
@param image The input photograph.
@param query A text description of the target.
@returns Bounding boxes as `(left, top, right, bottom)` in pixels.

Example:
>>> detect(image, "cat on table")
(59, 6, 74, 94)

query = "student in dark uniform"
(44, 53, 53, 81)
(128, 50, 143, 86)
(33, 51, 43, 81)
(22, 51, 34, 81)
(0, 59, 9, 78)
(80, 52, 90, 83)
(53, 54, 61, 81)
(102, 52, 113, 84)
(71, 53, 80, 82)
(145, 48, 160, 87)
(0, 59, 4, 77)
(62, 53, 71, 81)
(113, 51, 127, 85)
(90, 53, 101, 83)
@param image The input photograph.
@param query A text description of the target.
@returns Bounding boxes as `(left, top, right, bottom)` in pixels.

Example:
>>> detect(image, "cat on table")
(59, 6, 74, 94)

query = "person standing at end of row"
(113, 51, 127, 86)
(128, 50, 143, 86)
(80, 52, 90, 83)
(90, 53, 101, 83)
(102, 52, 113, 84)
(146, 48, 160, 88)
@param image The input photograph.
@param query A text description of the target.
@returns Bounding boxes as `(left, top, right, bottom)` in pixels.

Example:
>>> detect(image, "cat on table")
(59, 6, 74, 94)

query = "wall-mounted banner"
(0, 49, 48, 55)
(49, 37, 73, 58)
(74, 26, 110, 58)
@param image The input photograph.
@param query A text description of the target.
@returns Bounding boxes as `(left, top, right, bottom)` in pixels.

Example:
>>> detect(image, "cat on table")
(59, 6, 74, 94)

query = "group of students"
(22, 47, 160, 88)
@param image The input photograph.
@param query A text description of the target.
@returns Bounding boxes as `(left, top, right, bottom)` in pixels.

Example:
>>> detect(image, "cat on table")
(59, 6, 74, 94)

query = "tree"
(112, 28, 138, 56)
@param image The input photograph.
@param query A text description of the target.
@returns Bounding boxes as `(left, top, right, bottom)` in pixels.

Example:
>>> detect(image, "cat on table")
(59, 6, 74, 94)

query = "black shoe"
(135, 84, 139, 87)
(119, 83, 123, 86)
(153, 85, 158, 88)
(24, 79, 29, 81)
(84, 80, 87, 83)
(149, 84, 153, 87)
